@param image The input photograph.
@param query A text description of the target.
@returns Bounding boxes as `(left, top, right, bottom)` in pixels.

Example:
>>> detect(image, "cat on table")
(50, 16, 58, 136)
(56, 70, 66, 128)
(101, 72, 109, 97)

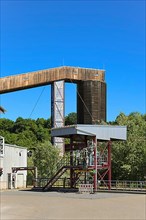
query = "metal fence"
(33, 177, 71, 188)
(33, 178, 146, 192)
(97, 180, 146, 192)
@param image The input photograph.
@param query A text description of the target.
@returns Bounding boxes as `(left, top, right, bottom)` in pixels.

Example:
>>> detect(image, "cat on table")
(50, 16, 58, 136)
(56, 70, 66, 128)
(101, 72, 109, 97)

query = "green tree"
(32, 141, 60, 178)
(65, 112, 77, 125)
(112, 112, 146, 180)
(0, 118, 14, 132)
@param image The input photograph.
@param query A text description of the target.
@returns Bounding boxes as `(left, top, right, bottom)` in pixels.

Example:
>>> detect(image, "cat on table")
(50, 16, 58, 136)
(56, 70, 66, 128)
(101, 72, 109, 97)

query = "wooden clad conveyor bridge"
(0, 66, 106, 152)
(0, 66, 105, 94)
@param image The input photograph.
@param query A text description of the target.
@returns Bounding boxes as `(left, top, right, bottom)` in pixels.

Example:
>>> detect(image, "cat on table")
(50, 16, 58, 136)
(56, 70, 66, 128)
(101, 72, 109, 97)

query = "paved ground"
(1, 189, 146, 220)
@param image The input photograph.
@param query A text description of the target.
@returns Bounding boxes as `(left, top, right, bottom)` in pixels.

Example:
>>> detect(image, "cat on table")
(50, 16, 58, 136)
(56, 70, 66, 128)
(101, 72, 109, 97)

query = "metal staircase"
(43, 154, 70, 191)
(43, 167, 67, 190)
(42, 152, 96, 191)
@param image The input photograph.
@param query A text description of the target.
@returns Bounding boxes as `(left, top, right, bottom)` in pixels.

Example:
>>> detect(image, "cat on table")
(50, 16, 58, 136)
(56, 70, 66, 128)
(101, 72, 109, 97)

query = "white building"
(0, 136, 27, 189)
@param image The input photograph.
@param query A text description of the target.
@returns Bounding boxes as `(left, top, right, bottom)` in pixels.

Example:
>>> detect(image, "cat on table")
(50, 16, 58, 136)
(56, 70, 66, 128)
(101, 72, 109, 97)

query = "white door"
(17, 174, 24, 188)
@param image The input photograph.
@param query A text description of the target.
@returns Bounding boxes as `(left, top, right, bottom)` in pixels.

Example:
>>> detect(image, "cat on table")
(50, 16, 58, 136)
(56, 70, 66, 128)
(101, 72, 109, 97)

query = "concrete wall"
(0, 144, 27, 189)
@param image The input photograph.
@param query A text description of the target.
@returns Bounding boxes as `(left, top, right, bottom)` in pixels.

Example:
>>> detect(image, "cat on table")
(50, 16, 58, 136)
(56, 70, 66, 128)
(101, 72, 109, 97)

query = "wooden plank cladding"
(77, 81, 106, 123)
(0, 66, 105, 94)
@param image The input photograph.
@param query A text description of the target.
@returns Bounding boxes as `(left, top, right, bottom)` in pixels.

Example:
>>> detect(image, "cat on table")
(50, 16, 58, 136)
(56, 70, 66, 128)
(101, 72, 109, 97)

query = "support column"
(108, 141, 112, 190)
(93, 136, 97, 191)
(33, 167, 38, 187)
(51, 80, 65, 156)
(70, 137, 74, 188)
(84, 136, 88, 184)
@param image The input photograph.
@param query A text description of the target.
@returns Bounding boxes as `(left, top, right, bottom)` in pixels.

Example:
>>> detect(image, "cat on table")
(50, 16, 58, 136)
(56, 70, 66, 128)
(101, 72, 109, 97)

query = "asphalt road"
(1, 190, 146, 220)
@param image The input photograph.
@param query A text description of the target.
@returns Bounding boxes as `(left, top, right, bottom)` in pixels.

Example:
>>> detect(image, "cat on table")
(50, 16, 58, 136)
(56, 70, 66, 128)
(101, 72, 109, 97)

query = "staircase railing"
(56, 153, 70, 171)
(43, 167, 68, 190)
(42, 153, 70, 190)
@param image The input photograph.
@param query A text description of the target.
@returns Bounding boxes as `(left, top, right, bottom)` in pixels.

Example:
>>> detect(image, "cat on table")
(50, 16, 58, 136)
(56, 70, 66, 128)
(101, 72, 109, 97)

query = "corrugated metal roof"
(51, 124, 127, 141)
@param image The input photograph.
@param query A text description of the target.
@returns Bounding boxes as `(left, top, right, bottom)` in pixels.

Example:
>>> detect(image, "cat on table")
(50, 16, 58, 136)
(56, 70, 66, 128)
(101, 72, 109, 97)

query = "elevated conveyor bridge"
(0, 66, 106, 154)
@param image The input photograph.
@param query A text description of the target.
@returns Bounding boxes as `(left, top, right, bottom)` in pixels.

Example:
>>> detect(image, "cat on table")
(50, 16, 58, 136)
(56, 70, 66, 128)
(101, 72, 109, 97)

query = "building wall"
(0, 144, 27, 189)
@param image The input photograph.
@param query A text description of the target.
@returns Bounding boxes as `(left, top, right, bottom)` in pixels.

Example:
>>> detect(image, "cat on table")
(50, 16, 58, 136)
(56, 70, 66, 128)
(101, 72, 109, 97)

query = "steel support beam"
(93, 136, 97, 191)
(108, 141, 112, 190)
(96, 141, 112, 190)
(51, 80, 65, 155)
(70, 137, 74, 188)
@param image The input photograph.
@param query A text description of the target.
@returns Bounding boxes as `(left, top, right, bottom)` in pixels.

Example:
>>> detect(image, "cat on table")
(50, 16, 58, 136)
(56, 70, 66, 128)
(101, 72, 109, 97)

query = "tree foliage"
(32, 141, 60, 178)
(0, 117, 51, 148)
(112, 112, 146, 180)
(65, 112, 77, 125)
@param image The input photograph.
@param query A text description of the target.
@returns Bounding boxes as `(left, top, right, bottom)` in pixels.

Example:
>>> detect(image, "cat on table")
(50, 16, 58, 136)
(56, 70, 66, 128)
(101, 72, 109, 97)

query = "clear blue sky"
(0, 0, 145, 122)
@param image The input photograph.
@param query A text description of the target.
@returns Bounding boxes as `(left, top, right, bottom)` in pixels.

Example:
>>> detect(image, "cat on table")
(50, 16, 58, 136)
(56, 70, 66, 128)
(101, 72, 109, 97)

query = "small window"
(0, 136, 4, 157)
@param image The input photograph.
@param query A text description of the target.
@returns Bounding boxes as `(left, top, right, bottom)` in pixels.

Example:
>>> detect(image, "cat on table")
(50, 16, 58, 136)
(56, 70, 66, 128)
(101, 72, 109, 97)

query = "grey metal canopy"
(51, 124, 127, 141)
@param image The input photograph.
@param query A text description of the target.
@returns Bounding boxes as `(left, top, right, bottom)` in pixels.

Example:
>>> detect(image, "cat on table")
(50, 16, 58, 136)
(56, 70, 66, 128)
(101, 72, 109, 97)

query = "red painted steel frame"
(108, 141, 112, 190)
(70, 137, 74, 188)
(68, 137, 112, 191)
(96, 141, 112, 190)
(93, 136, 97, 191)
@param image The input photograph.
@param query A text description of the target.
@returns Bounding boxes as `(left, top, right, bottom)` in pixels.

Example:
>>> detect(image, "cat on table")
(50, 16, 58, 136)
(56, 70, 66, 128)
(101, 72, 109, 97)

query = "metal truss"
(97, 141, 111, 189)
(51, 80, 65, 155)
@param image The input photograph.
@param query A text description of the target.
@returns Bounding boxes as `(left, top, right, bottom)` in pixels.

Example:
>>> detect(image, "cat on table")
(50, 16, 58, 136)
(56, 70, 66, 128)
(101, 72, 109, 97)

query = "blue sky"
(0, 0, 145, 122)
